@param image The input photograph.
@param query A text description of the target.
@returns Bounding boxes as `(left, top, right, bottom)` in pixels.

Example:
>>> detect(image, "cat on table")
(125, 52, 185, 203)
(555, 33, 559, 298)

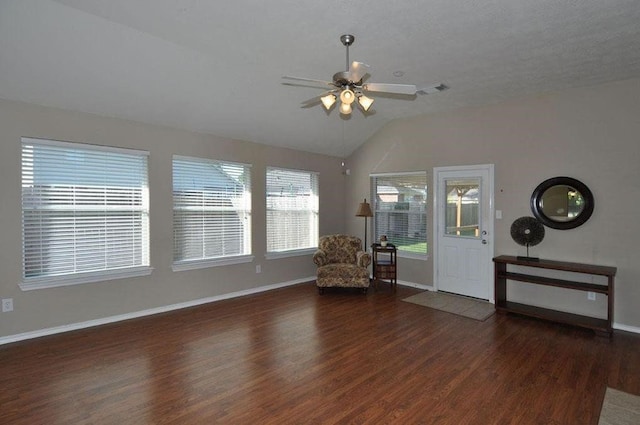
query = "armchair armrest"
(356, 251, 371, 268)
(313, 249, 327, 267)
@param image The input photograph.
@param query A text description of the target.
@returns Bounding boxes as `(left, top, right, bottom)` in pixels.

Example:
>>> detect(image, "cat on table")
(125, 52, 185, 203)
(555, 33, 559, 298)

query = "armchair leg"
(318, 287, 324, 295)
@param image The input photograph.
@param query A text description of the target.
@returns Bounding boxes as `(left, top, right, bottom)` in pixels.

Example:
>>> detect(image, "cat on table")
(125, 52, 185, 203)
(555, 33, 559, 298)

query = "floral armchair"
(313, 234, 371, 294)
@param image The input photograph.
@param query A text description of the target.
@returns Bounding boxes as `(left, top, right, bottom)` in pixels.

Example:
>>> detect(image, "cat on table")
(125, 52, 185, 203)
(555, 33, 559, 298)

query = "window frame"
(371, 171, 428, 260)
(265, 167, 319, 259)
(172, 155, 253, 272)
(20, 137, 152, 291)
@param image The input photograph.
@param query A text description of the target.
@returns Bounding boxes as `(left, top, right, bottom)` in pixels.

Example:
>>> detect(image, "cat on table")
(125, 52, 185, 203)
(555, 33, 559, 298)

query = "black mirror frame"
(530, 177, 594, 230)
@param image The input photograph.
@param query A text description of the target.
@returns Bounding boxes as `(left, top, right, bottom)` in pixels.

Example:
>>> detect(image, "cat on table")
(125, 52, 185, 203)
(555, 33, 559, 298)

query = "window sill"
(397, 252, 429, 261)
(265, 248, 317, 260)
(172, 255, 255, 272)
(20, 266, 153, 291)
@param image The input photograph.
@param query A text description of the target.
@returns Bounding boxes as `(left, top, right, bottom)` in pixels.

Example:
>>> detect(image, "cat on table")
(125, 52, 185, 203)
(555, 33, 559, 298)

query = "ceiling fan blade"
(282, 82, 335, 91)
(282, 76, 334, 87)
(300, 97, 321, 106)
(363, 83, 417, 95)
(300, 98, 321, 108)
(348, 61, 370, 83)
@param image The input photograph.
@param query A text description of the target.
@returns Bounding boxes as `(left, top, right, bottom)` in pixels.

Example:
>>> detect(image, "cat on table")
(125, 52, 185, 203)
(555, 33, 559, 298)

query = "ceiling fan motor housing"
(340, 34, 355, 47)
(333, 71, 359, 87)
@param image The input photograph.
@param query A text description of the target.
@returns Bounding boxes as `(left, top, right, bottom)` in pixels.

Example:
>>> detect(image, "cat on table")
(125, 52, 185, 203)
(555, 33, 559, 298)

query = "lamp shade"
(355, 198, 373, 217)
(340, 89, 356, 104)
(357, 94, 374, 111)
(339, 102, 352, 115)
(320, 94, 337, 110)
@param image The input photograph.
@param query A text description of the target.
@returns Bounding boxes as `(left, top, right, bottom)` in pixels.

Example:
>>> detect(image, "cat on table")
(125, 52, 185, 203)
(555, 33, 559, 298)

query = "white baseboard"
(0, 277, 314, 346)
(397, 281, 638, 335)
(397, 280, 434, 291)
(613, 322, 640, 334)
(3, 277, 637, 345)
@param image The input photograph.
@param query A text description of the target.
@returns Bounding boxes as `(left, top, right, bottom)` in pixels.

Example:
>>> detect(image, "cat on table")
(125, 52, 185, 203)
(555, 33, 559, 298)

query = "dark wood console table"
(493, 255, 616, 336)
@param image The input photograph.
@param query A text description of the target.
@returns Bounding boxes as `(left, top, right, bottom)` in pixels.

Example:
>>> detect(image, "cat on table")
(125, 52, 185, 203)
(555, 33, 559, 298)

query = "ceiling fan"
(282, 34, 446, 115)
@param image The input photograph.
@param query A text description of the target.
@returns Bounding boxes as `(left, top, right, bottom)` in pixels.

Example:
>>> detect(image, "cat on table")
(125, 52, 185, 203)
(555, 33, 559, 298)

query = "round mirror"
(530, 177, 594, 230)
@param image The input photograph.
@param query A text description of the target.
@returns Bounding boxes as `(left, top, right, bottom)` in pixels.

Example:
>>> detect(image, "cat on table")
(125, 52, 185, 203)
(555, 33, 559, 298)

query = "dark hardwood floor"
(1, 283, 639, 424)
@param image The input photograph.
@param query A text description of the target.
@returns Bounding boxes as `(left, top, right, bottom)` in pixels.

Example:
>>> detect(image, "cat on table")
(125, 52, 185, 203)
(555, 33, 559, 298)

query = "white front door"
(433, 165, 494, 300)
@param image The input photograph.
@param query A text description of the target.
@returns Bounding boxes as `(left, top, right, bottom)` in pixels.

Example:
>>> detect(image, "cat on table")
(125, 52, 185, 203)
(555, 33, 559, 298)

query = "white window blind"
(21, 138, 150, 289)
(173, 156, 251, 266)
(266, 167, 319, 253)
(372, 172, 427, 256)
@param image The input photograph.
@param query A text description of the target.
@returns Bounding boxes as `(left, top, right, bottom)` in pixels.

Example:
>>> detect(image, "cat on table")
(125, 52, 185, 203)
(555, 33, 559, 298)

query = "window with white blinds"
(266, 167, 318, 256)
(372, 172, 428, 257)
(173, 156, 252, 269)
(21, 138, 150, 290)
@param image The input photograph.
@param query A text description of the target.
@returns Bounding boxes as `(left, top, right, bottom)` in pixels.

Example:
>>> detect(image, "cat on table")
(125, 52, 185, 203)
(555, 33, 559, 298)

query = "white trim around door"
(433, 164, 495, 301)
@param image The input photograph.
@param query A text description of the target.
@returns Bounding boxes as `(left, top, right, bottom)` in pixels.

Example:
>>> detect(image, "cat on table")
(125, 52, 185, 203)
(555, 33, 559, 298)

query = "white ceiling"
(1, 0, 640, 157)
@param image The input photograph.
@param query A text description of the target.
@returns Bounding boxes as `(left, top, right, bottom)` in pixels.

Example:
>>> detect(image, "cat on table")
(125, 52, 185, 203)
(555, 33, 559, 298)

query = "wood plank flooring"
(1, 283, 639, 424)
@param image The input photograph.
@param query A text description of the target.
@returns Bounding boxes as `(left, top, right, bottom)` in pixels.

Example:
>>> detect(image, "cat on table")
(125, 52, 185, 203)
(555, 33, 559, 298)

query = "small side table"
(371, 243, 397, 291)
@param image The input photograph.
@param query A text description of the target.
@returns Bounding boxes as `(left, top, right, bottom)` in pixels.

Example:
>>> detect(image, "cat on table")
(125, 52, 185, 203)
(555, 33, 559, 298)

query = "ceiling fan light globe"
(340, 89, 356, 105)
(339, 102, 352, 115)
(320, 94, 337, 110)
(358, 95, 374, 111)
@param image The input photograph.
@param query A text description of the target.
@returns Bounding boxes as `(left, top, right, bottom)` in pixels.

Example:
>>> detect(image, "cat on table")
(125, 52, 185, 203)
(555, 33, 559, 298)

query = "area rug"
(599, 387, 640, 425)
(402, 291, 495, 321)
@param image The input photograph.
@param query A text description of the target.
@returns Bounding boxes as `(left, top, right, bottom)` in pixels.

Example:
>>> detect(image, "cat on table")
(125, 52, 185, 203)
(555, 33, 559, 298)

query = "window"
(21, 138, 150, 290)
(266, 167, 319, 257)
(172, 156, 252, 270)
(372, 172, 427, 257)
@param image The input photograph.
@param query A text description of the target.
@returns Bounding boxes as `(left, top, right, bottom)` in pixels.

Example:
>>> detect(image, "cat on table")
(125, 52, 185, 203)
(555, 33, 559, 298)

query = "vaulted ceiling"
(1, 0, 640, 157)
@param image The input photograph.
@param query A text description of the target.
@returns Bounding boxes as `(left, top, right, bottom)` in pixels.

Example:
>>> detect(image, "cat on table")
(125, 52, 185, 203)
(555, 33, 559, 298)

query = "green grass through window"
(391, 236, 427, 255)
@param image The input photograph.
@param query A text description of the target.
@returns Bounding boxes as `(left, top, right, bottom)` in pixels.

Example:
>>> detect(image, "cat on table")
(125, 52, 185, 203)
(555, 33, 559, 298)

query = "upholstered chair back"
(318, 235, 362, 264)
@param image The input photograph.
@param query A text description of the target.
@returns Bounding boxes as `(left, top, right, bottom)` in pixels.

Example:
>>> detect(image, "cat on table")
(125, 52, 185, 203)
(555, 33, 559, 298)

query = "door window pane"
(445, 179, 480, 237)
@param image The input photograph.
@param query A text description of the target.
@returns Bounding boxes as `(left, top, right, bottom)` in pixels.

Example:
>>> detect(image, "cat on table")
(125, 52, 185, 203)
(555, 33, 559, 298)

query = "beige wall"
(3, 76, 639, 338)
(0, 98, 346, 338)
(346, 77, 640, 330)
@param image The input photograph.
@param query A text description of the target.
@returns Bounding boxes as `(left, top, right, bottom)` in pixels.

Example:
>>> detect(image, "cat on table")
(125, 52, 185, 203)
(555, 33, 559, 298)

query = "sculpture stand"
(516, 244, 539, 262)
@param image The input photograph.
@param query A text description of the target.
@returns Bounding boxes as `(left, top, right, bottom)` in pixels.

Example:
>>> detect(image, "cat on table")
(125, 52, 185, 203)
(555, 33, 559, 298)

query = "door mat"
(402, 291, 495, 321)
(599, 387, 640, 425)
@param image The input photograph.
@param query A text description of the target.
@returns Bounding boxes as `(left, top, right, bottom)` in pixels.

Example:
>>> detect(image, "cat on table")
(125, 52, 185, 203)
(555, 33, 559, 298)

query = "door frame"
(432, 164, 495, 302)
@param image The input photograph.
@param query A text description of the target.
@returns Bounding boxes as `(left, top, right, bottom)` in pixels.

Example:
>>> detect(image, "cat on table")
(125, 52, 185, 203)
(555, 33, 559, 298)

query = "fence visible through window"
(372, 172, 427, 255)
(444, 179, 480, 238)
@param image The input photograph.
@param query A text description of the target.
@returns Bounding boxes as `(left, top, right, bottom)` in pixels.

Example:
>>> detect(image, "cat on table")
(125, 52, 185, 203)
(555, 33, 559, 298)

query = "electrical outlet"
(2, 298, 13, 312)
(256, 264, 261, 274)
(587, 292, 596, 301)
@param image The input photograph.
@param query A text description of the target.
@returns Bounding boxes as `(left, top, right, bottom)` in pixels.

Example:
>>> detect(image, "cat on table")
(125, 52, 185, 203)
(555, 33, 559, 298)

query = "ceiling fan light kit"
(339, 102, 352, 115)
(340, 88, 356, 104)
(321, 93, 337, 109)
(283, 34, 444, 116)
(357, 94, 374, 111)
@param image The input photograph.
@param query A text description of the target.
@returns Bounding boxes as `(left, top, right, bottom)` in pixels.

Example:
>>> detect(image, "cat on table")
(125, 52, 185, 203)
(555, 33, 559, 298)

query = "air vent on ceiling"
(417, 84, 448, 95)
